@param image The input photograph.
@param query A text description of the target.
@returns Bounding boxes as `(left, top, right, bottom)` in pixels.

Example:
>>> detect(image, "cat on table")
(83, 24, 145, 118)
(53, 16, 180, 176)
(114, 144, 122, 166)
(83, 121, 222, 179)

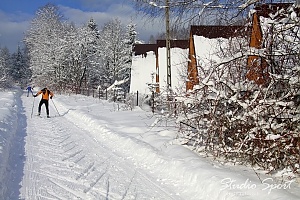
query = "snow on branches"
(24, 4, 136, 93)
(176, 4, 299, 176)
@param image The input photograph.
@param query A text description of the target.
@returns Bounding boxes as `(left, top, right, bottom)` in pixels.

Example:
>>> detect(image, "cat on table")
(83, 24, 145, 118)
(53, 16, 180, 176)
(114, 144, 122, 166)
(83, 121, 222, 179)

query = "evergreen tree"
(82, 18, 102, 89)
(123, 22, 137, 92)
(0, 47, 12, 88)
(10, 46, 31, 86)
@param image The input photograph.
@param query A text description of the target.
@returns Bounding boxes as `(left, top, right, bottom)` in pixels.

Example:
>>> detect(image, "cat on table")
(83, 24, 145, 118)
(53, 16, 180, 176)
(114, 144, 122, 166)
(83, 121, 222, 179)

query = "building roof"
(190, 25, 246, 39)
(133, 40, 189, 56)
(156, 40, 189, 49)
(133, 44, 157, 56)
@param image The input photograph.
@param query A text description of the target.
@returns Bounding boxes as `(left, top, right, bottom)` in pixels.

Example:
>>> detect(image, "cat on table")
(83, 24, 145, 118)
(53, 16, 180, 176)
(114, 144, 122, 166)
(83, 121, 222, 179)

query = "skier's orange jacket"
(36, 88, 54, 100)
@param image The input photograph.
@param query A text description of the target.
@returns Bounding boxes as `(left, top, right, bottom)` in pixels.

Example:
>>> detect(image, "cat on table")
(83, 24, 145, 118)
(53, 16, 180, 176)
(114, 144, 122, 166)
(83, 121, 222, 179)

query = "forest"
(0, 4, 136, 93)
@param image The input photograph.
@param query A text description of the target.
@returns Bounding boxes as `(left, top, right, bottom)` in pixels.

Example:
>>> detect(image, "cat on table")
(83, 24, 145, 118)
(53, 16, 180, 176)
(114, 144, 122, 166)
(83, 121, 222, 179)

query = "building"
(247, 3, 299, 85)
(187, 25, 245, 91)
(130, 40, 188, 94)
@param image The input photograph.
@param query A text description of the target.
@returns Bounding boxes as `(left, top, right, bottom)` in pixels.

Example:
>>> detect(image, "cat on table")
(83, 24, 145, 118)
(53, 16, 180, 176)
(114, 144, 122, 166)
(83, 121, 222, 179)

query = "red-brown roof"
(133, 44, 157, 56)
(190, 25, 246, 39)
(156, 40, 189, 49)
(133, 40, 189, 56)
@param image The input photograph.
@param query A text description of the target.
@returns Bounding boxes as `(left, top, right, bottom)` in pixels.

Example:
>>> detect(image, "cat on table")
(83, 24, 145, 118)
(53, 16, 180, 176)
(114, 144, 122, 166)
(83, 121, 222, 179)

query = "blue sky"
(0, 0, 164, 52)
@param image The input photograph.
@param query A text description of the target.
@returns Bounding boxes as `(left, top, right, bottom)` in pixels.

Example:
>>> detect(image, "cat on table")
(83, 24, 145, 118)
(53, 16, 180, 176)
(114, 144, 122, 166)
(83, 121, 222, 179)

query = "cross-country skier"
(33, 88, 54, 118)
(26, 85, 34, 97)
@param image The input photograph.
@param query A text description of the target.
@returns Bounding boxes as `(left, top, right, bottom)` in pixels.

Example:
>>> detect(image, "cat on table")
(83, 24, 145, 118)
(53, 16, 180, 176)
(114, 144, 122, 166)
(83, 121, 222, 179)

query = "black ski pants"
(38, 99, 49, 116)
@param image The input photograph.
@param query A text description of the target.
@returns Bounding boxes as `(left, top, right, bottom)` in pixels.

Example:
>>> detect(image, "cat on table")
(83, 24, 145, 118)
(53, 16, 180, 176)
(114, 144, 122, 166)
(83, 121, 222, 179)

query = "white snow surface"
(130, 51, 157, 94)
(157, 47, 187, 94)
(1, 87, 300, 200)
(193, 35, 228, 72)
(130, 47, 187, 95)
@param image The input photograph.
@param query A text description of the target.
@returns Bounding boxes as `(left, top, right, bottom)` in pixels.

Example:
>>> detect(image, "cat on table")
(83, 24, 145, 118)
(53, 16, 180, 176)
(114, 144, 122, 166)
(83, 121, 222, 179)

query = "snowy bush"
(177, 4, 300, 175)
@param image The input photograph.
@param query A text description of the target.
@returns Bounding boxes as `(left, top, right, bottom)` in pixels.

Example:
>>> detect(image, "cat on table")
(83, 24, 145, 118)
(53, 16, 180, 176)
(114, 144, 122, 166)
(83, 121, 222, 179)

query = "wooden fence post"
(136, 91, 139, 106)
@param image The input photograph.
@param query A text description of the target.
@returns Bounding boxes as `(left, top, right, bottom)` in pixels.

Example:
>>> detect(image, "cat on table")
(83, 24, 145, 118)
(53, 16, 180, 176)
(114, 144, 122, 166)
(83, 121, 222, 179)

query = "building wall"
(130, 51, 157, 94)
(186, 31, 199, 91)
(158, 47, 188, 94)
(246, 12, 269, 85)
(131, 41, 188, 95)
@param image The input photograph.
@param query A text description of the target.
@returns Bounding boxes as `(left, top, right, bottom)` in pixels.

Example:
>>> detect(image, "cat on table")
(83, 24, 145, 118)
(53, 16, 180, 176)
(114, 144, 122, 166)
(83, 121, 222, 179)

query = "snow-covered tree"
(132, 0, 250, 28)
(23, 3, 136, 95)
(82, 18, 102, 89)
(122, 22, 137, 92)
(99, 18, 135, 92)
(0, 47, 12, 88)
(24, 3, 66, 88)
(10, 46, 31, 86)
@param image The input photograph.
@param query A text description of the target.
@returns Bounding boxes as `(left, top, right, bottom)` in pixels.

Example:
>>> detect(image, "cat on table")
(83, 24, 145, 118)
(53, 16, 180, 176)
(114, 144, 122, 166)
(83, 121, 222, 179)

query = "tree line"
(0, 46, 31, 89)
(0, 3, 137, 93)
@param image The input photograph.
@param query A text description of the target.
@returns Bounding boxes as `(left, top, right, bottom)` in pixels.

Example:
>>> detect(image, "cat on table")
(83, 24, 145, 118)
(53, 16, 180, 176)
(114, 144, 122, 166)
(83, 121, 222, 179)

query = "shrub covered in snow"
(177, 4, 300, 175)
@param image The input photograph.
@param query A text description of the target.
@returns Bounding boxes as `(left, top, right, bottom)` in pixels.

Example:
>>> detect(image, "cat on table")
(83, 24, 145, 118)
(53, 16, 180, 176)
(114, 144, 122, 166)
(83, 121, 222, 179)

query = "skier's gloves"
(50, 96, 53, 99)
(33, 94, 37, 97)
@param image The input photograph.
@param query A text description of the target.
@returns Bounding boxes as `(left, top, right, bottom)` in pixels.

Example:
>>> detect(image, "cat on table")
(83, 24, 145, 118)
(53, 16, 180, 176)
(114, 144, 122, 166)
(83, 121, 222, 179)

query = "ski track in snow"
(2, 90, 299, 200)
(19, 93, 181, 200)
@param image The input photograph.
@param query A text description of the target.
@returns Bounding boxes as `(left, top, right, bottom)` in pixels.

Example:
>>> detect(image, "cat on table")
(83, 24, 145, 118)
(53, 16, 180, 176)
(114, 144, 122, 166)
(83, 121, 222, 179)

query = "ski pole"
(51, 98, 60, 116)
(31, 97, 35, 118)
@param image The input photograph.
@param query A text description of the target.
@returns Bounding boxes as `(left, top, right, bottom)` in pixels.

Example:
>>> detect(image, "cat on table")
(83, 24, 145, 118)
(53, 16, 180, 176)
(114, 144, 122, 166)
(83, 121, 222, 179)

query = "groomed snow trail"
(20, 94, 181, 200)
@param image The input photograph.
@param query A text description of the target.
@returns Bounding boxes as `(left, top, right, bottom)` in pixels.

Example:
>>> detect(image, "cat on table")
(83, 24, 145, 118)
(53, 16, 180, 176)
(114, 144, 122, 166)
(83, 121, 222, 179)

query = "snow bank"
(1, 91, 299, 199)
(0, 88, 23, 197)
(53, 95, 300, 200)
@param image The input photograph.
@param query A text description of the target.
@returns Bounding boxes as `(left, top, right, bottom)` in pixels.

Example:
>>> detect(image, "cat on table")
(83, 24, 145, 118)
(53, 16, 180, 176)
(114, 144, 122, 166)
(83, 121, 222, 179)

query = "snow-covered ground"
(1, 87, 300, 199)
